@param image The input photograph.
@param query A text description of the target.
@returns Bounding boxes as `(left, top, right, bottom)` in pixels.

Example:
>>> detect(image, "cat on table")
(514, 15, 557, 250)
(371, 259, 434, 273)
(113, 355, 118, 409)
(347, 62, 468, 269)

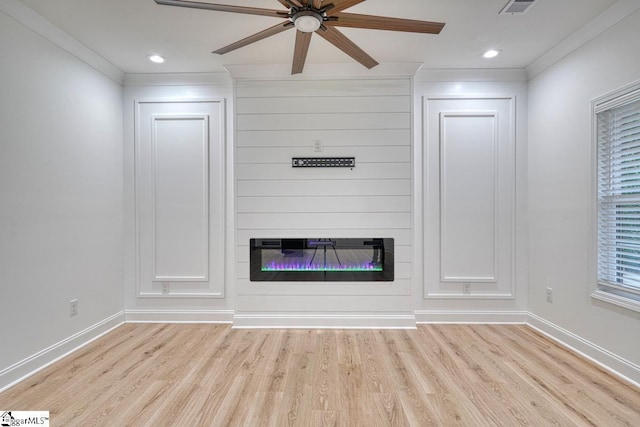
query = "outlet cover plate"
(70, 299, 78, 317)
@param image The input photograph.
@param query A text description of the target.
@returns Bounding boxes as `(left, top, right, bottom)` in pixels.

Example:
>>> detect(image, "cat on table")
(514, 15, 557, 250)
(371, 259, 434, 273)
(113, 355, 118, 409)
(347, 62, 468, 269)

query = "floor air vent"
(500, 0, 537, 15)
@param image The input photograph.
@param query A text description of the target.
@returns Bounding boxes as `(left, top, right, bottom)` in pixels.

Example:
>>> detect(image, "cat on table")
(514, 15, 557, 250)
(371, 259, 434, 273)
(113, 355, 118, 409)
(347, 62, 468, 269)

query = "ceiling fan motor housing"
(292, 10, 323, 32)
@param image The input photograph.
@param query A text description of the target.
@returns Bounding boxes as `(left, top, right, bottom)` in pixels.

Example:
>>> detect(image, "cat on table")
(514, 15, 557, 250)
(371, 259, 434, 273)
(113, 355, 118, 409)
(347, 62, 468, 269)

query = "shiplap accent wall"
(235, 78, 413, 316)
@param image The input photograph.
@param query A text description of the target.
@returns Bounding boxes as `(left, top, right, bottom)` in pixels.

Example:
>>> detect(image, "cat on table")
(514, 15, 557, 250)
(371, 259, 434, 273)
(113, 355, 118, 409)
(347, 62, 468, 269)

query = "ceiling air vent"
(500, 0, 537, 15)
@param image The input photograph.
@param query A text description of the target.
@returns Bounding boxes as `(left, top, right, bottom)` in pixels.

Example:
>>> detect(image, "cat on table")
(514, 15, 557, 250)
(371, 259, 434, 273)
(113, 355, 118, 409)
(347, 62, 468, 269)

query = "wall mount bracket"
(292, 157, 355, 168)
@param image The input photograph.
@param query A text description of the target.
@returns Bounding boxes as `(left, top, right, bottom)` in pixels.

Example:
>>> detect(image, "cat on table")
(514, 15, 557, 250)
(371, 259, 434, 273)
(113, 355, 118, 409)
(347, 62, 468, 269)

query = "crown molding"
(123, 72, 232, 87)
(415, 68, 527, 82)
(526, 0, 640, 79)
(224, 62, 424, 80)
(0, 0, 124, 85)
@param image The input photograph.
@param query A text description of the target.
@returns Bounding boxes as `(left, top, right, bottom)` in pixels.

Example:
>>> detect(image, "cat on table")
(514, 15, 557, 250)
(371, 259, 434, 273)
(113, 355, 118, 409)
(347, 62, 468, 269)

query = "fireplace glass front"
(250, 238, 394, 281)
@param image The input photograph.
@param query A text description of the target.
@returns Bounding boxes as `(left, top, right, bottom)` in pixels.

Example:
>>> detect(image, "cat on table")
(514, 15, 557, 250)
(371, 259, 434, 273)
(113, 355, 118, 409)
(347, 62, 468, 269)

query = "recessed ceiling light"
(148, 54, 166, 64)
(482, 49, 501, 59)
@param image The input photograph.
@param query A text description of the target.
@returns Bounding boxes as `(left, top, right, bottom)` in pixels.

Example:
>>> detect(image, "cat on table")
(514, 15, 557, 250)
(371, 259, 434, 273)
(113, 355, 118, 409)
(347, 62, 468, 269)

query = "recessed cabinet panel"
(152, 116, 209, 281)
(440, 113, 497, 282)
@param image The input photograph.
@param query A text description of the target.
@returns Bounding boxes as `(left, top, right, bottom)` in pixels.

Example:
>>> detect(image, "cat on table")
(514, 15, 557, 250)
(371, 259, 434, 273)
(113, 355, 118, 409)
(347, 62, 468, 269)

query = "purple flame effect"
(262, 261, 383, 272)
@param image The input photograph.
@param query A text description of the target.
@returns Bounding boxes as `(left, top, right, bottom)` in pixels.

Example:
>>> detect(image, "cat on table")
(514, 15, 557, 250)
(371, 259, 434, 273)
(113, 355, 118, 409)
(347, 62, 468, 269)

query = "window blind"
(598, 96, 640, 298)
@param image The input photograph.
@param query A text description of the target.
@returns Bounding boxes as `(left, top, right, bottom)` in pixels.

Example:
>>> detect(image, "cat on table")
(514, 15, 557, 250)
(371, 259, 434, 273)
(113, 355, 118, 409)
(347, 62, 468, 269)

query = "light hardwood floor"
(1, 324, 638, 426)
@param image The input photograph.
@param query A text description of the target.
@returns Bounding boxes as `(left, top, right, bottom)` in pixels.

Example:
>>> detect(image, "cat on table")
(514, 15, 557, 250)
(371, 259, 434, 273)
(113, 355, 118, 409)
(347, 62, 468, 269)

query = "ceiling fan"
(154, 0, 445, 74)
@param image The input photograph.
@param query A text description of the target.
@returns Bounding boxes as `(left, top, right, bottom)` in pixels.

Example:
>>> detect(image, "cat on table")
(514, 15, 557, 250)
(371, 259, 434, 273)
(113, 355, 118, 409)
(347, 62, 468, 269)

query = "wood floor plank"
(356, 330, 398, 397)
(275, 353, 313, 426)
(454, 327, 573, 425)
(375, 330, 442, 425)
(311, 331, 339, 412)
(484, 325, 636, 422)
(1, 324, 638, 426)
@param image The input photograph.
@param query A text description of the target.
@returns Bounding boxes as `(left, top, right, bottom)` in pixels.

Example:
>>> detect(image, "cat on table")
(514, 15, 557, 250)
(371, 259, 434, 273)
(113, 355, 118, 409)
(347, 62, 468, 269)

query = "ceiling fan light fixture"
(293, 11, 322, 33)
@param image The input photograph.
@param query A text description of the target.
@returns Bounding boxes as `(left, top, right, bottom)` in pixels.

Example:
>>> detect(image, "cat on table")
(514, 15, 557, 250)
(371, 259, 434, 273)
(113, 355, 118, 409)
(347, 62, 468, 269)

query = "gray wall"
(528, 9, 640, 367)
(0, 10, 123, 373)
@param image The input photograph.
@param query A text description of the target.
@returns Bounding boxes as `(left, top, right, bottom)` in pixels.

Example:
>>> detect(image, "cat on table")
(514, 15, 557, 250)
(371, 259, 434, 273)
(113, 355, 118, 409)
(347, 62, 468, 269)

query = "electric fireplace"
(250, 238, 394, 281)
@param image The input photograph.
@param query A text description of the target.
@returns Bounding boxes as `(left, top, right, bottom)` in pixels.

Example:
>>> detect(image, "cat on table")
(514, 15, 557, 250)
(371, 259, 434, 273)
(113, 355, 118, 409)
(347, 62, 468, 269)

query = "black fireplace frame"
(250, 238, 394, 282)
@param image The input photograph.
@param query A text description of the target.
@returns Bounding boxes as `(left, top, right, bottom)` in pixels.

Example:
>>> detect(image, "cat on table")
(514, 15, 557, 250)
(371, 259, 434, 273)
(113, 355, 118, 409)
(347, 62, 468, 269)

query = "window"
(595, 82, 640, 311)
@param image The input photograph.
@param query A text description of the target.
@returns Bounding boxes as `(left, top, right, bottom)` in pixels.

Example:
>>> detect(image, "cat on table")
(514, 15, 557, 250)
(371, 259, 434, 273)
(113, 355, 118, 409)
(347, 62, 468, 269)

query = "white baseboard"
(3, 309, 637, 393)
(527, 312, 640, 387)
(415, 310, 528, 324)
(0, 311, 125, 393)
(232, 313, 417, 329)
(124, 309, 234, 323)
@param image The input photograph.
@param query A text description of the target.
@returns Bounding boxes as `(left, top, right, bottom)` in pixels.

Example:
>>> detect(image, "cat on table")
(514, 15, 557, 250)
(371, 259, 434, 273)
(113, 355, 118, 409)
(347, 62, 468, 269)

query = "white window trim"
(591, 79, 640, 313)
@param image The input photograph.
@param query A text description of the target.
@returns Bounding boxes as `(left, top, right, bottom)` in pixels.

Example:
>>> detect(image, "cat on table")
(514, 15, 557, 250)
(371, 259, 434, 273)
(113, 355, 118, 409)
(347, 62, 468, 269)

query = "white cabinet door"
(424, 96, 515, 299)
(135, 100, 225, 297)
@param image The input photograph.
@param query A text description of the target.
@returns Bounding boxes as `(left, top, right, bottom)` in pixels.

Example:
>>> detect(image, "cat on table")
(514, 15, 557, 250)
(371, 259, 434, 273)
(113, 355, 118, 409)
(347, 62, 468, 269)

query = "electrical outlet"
(313, 139, 322, 152)
(463, 282, 471, 294)
(70, 299, 78, 317)
(546, 287, 553, 303)
(161, 282, 170, 295)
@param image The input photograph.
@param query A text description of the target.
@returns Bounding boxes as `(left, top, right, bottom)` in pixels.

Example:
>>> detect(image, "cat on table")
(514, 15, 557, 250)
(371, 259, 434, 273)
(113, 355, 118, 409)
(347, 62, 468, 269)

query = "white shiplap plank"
(236, 79, 411, 98)
(237, 179, 411, 197)
(391, 262, 414, 279)
(237, 229, 412, 246)
(394, 245, 412, 262)
(237, 129, 410, 147)
(237, 146, 411, 164)
(237, 195, 411, 213)
(236, 163, 410, 181)
(236, 96, 410, 114)
(236, 278, 411, 296)
(237, 212, 411, 230)
(237, 112, 410, 131)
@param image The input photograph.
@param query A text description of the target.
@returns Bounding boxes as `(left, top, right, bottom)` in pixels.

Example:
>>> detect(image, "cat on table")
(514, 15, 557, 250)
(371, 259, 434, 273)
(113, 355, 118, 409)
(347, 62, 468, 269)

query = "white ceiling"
(19, 0, 620, 74)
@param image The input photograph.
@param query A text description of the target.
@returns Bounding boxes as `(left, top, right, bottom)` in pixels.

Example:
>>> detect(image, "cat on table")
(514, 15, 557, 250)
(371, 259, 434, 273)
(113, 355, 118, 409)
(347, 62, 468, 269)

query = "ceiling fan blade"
(213, 22, 293, 55)
(276, 0, 303, 8)
(292, 31, 313, 74)
(312, 0, 323, 8)
(154, 0, 286, 18)
(326, 12, 445, 34)
(316, 26, 378, 69)
(328, 0, 366, 14)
